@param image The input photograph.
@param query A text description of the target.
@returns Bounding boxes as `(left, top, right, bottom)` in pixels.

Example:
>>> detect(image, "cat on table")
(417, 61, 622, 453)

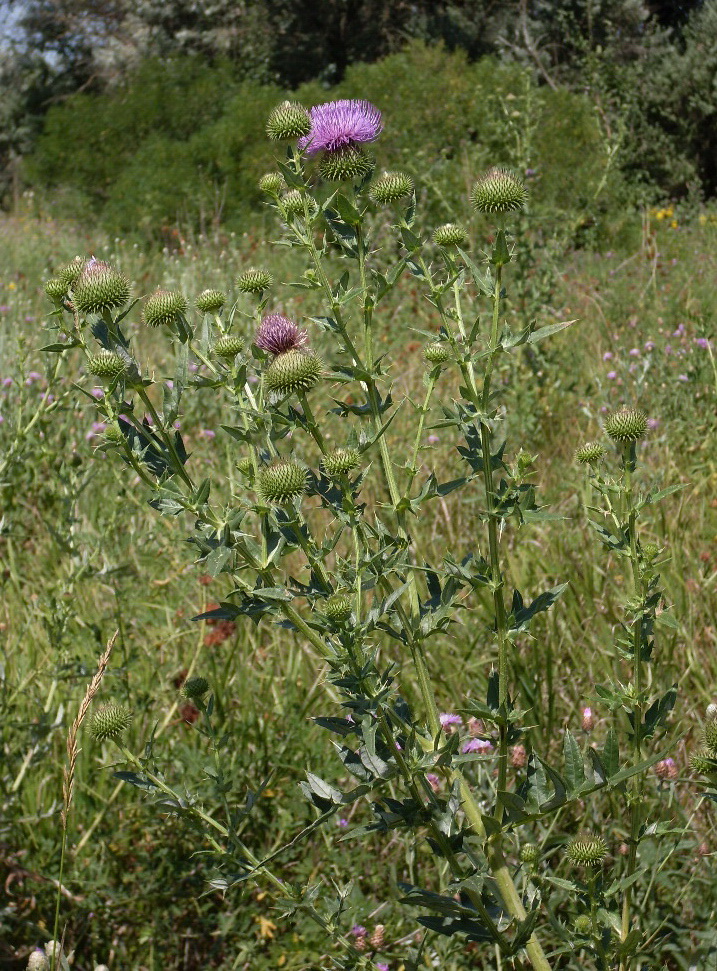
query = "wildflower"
(196, 289, 226, 313)
(511, 744, 527, 768)
(369, 924, 385, 949)
(707, 703, 717, 720)
(322, 448, 360, 477)
(265, 349, 323, 396)
(604, 407, 648, 443)
(89, 704, 133, 741)
(433, 223, 469, 247)
(237, 268, 273, 294)
(629, 348, 640, 357)
(324, 593, 353, 623)
(257, 461, 308, 505)
(575, 442, 605, 465)
(574, 915, 592, 936)
(606, 370, 617, 379)
(299, 99, 382, 156)
(695, 337, 710, 349)
(566, 833, 607, 867)
(259, 172, 285, 196)
(27, 949, 49, 971)
(351, 924, 367, 938)
(319, 147, 374, 182)
(369, 171, 413, 204)
(73, 258, 131, 315)
(439, 712, 462, 731)
(654, 757, 678, 781)
(426, 773, 441, 792)
(582, 706, 594, 732)
(86, 350, 128, 380)
(142, 288, 188, 328)
(280, 189, 304, 217)
(424, 342, 450, 366)
(462, 738, 493, 753)
(471, 167, 527, 214)
(255, 314, 308, 356)
(182, 676, 209, 700)
(520, 844, 540, 865)
(44, 277, 67, 303)
(266, 100, 311, 141)
(602, 351, 613, 361)
(337, 817, 349, 828)
(213, 335, 244, 359)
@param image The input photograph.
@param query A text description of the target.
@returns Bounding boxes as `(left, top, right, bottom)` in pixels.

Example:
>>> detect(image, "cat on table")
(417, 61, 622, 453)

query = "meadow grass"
(1, 202, 717, 969)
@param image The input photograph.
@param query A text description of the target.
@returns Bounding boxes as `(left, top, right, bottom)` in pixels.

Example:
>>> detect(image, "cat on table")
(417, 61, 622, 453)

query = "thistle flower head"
(324, 593, 353, 623)
(298, 99, 383, 156)
(280, 189, 305, 217)
(369, 171, 413, 204)
(259, 172, 286, 196)
(566, 833, 607, 867)
(86, 349, 128, 380)
(266, 100, 311, 141)
(142, 288, 188, 328)
(89, 704, 133, 741)
(213, 335, 244, 359)
(59, 255, 86, 289)
(104, 422, 125, 445)
(44, 277, 68, 303)
(236, 268, 273, 294)
(196, 289, 226, 313)
(318, 146, 374, 183)
(237, 456, 253, 477)
(581, 706, 594, 732)
(520, 844, 540, 865)
(255, 314, 308, 356)
(471, 167, 527, 214)
(424, 342, 450, 366)
(654, 757, 678, 780)
(703, 718, 717, 755)
(575, 441, 605, 465)
(690, 750, 717, 775)
(182, 676, 209, 700)
(322, 447, 360, 477)
(574, 915, 592, 936)
(604, 407, 648, 443)
(265, 349, 322, 396)
(641, 542, 660, 561)
(257, 461, 308, 505)
(433, 223, 469, 248)
(73, 258, 131, 315)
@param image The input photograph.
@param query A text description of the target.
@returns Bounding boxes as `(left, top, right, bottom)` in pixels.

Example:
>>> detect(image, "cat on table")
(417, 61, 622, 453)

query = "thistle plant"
(40, 97, 680, 970)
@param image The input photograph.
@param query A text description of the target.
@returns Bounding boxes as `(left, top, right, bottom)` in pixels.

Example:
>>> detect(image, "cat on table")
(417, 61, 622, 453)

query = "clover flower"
(255, 314, 308, 356)
(298, 99, 382, 155)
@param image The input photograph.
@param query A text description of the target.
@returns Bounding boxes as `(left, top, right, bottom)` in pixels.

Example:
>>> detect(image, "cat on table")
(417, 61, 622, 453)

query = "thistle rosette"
(86, 349, 128, 380)
(89, 704, 133, 742)
(255, 314, 308, 356)
(266, 100, 311, 141)
(369, 171, 413, 204)
(566, 834, 607, 867)
(257, 461, 308, 505)
(237, 268, 273, 294)
(604, 407, 648, 444)
(73, 258, 131, 315)
(265, 349, 322, 396)
(433, 223, 469, 248)
(471, 167, 527, 214)
(142, 288, 189, 328)
(196, 289, 226, 313)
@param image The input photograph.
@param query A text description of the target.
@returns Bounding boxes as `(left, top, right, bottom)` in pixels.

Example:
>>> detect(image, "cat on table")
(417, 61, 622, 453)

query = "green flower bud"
(73, 259, 131, 315)
(322, 448, 360, 477)
(641, 542, 660, 561)
(280, 189, 305, 218)
(259, 172, 286, 196)
(265, 349, 322, 396)
(575, 441, 605, 465)
(424, 342, 450, 366)
(566, 834, 607, 867)
(213, 335, 244, 359)
(318, 146, 374, 183)
(519, 844, 540, 865)
(325, 593, 353, 623)
(690, 750, 717, 775)
(237, 456, 254, 478)
(703, 718, 717, 755)
(59, 255, 86, 289)
(432, 223, 469, 248)
(89, 704, 133, 741)
(196, 289, 226, 313)
(182, 676, 209, 700)
(44, 278, 68, 303)
(266, 100, 311, 141)
(471, 167, 527, 214)
(257, 461, 308, 505)
(574, 915, 593, 936)
(86, 350, 128, 380)
(142, 288, 188, 328)
(27, 949, 49, 971)
(604, 407, 648, 443)
(104, 422, 125, 445)
(236, 268, 273, 294)
(369, 171, 414, 204)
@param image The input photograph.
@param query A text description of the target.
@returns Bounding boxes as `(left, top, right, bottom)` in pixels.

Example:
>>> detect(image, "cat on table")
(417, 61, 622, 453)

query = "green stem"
(49, 828, 68, 971)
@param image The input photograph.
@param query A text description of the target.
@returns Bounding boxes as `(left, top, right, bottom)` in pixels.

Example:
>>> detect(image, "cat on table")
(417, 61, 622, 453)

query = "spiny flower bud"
(59, 255, 86, 289)
(319, 146, 374, 183)
(142, 288, 188, 328)
(641, 542, 660, 561)
(322, 448, 360, 477)
(182, 676, 209, 700)
(27, 949, 49, 971)
(471, 167, 527, 214)
(324, 593, 353, 623)
(574, 915, 592, 936)
(280, 189, 305, 218)
(213, 335, 244, 359)
(432, 223, 469, 248)
(520, 844, 540, 865)
(255, 314, 308, 356)
(237, 457, 253, 477)
(89, 704, 133, 741)
(369, 171, 413, 204)
(424, 342, 450, 366)
(237, 268, 273, 294)
(575, 441, 605, 465)
(86, 350, 128, 380)
(266, 100, 311, 141)
(257, 461, 307, 505)
(196, 289, 226, 313)
(265, 349, 322, 396)
(259, 172, 286, 196)
(690, 751, 717, 775)
(73, 258, 131, 315)
(44, 277, 68, 303)
(104, 422, 124, 445)
(604, 407, 648, 443)
(703, 718, 717, 755)
(566, 834, 607, 867)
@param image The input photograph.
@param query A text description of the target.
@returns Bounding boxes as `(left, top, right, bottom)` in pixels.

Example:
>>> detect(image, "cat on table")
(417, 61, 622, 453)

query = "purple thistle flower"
(607, 370, 617, 379)
(298, 99, 383, 155)
(376, 963, 390, 971)
(439, 712, 463, 729)
(255, 314, 308, 356)
(695, 337, 710, 349)
(462, 738, 493, 753)
(602, 351, 613, 361)
(351, 925, 367, 938)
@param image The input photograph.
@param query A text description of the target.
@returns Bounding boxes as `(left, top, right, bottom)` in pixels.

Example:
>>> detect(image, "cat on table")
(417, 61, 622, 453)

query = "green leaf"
(526, 319, 577, 344)
(603, 729, 620, 778)
(563, 730, 585, 794)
